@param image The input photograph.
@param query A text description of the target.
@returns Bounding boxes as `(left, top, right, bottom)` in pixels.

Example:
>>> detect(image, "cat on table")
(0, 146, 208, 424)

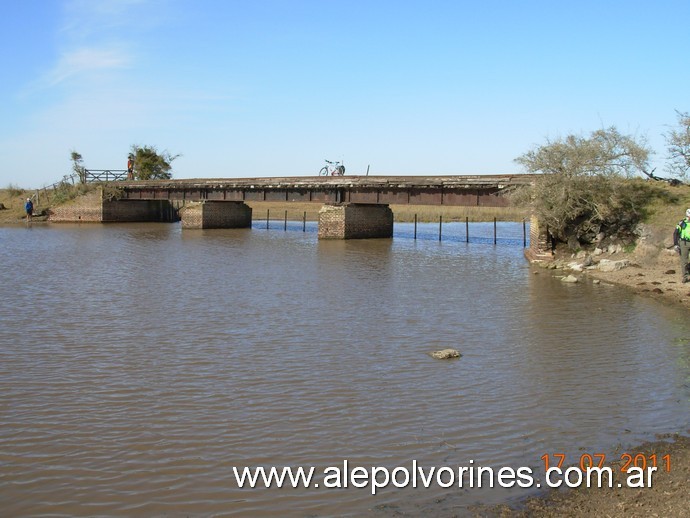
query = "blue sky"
(1, 0, 688, 188)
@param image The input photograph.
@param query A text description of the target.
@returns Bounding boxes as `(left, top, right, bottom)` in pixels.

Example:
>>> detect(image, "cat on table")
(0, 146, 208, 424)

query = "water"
(1, 222, 688, 516)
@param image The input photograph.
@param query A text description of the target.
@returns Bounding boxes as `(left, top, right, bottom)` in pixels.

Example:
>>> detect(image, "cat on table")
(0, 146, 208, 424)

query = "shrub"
(513, 127, 668, 247)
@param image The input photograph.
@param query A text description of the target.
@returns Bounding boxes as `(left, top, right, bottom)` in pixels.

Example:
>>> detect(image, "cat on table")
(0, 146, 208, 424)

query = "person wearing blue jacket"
(24, 197, 33, 222)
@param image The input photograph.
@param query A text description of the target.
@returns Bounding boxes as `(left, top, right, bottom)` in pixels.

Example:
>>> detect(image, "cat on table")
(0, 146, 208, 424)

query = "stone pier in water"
(317, 203, 393, 239)
(180, 201, 252, 229)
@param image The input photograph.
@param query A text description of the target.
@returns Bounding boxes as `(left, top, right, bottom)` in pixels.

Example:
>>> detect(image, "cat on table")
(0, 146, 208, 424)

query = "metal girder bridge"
(116, 174, 535, 207)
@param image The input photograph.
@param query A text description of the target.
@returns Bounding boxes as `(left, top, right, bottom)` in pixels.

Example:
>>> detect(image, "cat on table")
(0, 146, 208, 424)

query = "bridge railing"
(83, 169, 129, 182)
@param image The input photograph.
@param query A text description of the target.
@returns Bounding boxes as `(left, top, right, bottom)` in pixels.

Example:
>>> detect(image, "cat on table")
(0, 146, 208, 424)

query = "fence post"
(523, 219, 527, 248)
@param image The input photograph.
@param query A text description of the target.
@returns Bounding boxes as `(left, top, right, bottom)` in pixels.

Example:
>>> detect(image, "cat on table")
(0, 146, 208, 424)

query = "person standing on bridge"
(673, 208, 690, 283)
(127, 154, 134, 180)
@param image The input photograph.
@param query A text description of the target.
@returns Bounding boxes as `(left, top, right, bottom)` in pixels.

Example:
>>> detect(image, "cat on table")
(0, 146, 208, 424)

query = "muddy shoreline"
(472, 434, 690, 517)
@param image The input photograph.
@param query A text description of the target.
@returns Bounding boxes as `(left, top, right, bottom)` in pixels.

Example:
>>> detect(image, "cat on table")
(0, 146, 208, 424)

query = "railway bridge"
(48, 174, 549, 257)
(123, 174, 532, 235)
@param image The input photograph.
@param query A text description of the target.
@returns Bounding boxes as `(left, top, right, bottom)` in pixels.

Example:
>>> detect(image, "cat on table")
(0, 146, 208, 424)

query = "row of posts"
(263, 209, 528, 247)
(265, 209, 309, 232)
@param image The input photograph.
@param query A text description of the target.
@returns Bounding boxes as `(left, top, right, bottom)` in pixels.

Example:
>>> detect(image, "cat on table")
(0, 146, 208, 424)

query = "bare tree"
(665, 110, 690, 180)
(515, 127, 650, 178)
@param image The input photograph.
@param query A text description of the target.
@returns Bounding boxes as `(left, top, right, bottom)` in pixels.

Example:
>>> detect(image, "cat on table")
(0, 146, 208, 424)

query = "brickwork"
(318, 203, 394, 239)
(48, 189, 174, 223)
(180, 203, 203, 228)
(180, 201, 252, 229)
(524, 214, 554, 262)
(48, 190, 104, 222)
(103, 200, 173, 222)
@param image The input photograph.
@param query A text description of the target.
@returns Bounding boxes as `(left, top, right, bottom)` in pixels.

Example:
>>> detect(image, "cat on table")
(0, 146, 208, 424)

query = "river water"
(1, 221, 689, 517)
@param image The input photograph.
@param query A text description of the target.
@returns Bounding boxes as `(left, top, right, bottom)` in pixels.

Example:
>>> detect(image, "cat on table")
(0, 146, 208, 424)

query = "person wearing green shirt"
(673, 208, 690, 283)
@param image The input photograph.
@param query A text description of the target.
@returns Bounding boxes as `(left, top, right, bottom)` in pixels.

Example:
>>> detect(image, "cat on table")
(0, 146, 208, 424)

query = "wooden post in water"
(466, 216, 469, 243)
(439, 215, 442, 242)
(266, 209, 270, 229)
(523, 219, 527, 248)
(284, 210, 287, 231)
(303, 211, 306, 232)
(494, 217, 497, 245)
(414, 214, 417, 240)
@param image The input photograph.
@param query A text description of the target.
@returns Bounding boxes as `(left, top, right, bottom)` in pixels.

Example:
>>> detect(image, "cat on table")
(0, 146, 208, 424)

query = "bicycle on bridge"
(319, 159, 345, 176)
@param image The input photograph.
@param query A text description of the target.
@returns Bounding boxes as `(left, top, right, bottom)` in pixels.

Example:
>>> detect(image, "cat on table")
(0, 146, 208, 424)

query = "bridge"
(48, 174, 545, 248)
(116, 174, 534, 238)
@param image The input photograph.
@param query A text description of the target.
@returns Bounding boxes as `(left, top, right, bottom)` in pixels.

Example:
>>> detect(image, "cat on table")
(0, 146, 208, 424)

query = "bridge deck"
(118, 175, 534, 207)
(123, 174, 534, 189)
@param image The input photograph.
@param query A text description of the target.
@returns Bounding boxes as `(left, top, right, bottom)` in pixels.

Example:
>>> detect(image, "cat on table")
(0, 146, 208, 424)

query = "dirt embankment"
(538, 183, 690, 311)
(0, 190, 30, 223)
(0, 188, 53, 224)
(540, 224, 690, 311)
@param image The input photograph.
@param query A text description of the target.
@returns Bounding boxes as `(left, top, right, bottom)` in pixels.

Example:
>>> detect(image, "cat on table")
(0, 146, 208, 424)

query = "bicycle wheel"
(319, 167, 329, 176)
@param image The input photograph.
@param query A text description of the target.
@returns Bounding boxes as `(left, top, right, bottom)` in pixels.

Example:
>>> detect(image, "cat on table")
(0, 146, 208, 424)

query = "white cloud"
(41, 47, 131, 87)
(23, 0, 150, 92)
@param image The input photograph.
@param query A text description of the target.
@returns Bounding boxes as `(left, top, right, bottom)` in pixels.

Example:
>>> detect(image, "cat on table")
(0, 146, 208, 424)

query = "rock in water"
(430, 349, 461, 359)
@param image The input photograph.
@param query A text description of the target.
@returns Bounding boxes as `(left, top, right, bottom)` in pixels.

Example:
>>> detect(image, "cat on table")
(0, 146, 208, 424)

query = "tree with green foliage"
(70, 150, 86, 183)
(513, 127, 661, 248)
(665, 110, 690, 180)
(130, 145, 179, 180)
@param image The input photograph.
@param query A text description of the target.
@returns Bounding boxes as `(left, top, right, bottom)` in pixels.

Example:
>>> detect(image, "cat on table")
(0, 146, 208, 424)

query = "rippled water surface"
(1, 222, 689, 516)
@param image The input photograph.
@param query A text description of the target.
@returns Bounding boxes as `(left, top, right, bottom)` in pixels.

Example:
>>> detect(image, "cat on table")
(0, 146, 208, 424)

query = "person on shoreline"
(24, 197, 33, 222)
(673, 208, 690, 283)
